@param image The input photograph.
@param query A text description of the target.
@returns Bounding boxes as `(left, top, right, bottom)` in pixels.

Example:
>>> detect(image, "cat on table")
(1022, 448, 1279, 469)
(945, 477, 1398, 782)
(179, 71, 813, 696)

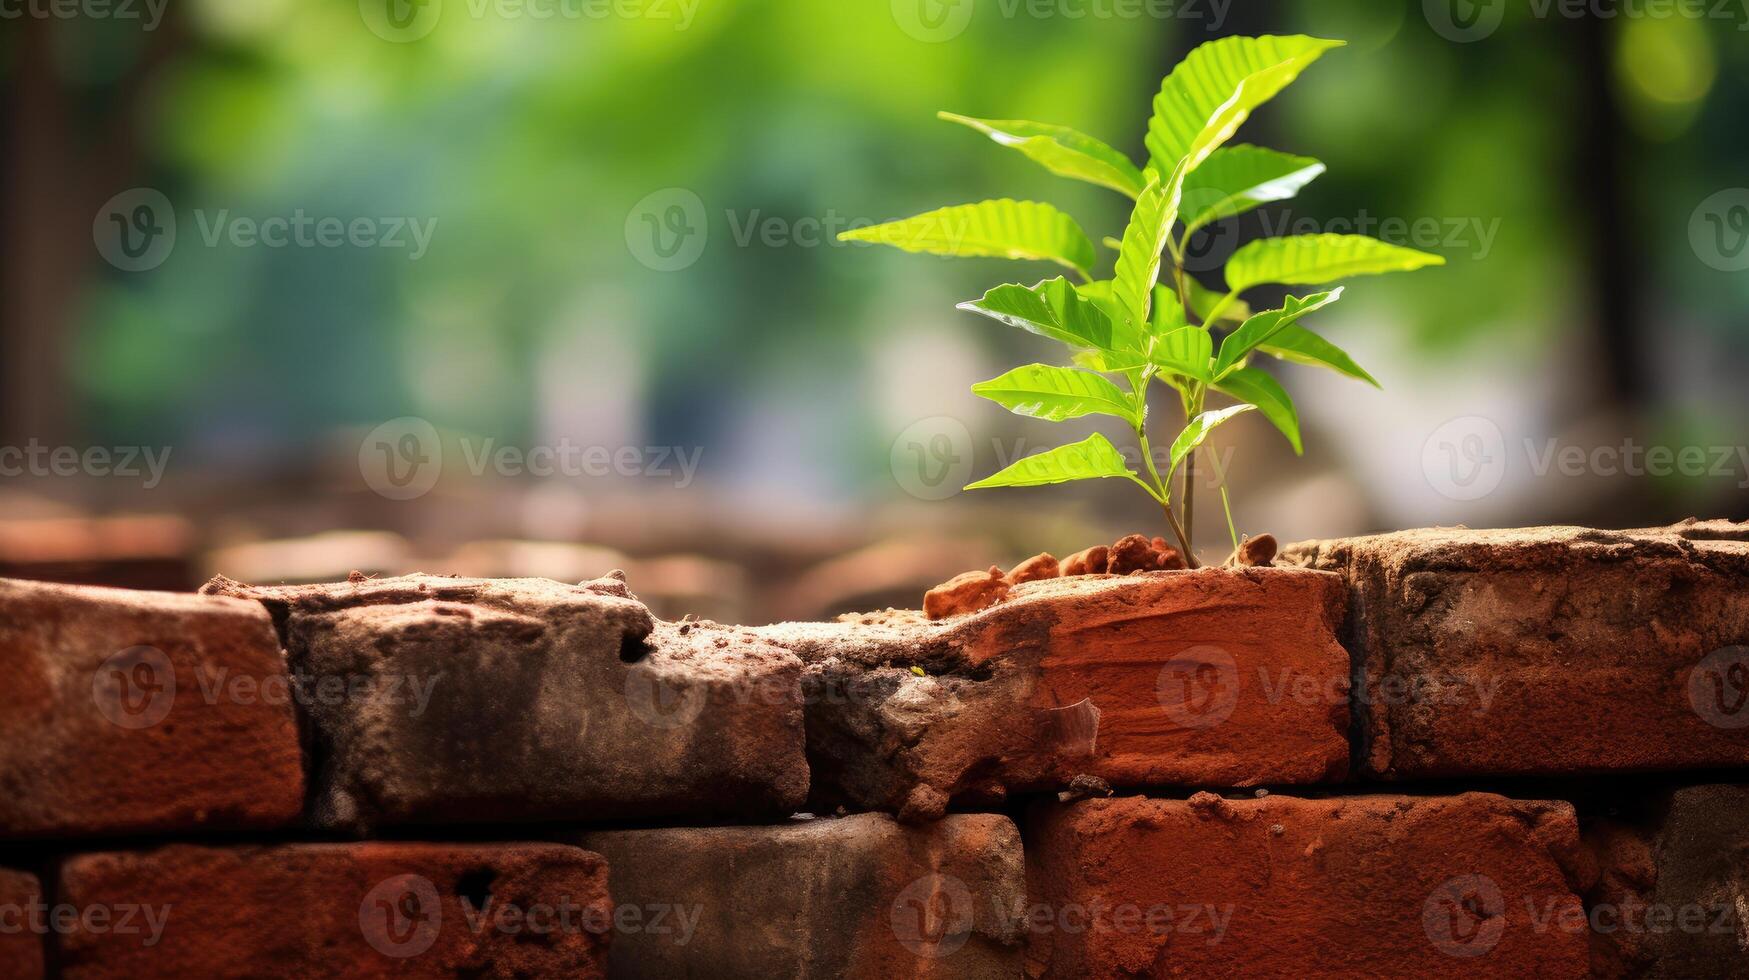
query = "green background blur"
(3, 0, 1746, 608)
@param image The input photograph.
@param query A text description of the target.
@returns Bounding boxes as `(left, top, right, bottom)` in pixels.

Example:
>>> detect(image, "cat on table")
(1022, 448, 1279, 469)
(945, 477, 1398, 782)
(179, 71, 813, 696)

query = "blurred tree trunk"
(1572, 14, 1647, 414)
(0, 18, 183, 447)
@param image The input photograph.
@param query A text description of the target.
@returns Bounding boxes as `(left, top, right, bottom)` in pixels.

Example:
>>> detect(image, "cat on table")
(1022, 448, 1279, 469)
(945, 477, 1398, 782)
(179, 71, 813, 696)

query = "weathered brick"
(1285, 521, 1749, 778)
(578, 812, 1024, 979)
(203, 573, 807, 830)
(55, 842, 610, 979)
(0, 578, 304, 838)
(1027, 792, 1592, 978)
(0, 868, 46, 980)
(755, 568, 1350, 820)
(1586, 784, 1749, 978)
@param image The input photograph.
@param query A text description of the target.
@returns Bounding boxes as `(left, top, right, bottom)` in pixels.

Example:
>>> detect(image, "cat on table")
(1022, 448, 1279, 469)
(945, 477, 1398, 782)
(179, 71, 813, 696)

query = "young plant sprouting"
(840, 35, 1442, 567)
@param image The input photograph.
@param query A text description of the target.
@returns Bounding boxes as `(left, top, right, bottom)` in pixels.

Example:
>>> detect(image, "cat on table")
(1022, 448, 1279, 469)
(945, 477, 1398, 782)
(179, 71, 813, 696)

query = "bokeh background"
(3, 0, 1746, 621)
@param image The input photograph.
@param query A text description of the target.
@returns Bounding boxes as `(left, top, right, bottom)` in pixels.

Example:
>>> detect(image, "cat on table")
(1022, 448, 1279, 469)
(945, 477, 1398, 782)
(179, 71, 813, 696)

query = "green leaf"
(1152, 326, 1214, 382)
(939, 113, 1146, 198)
(1072, 348, 1148, 374)
(1113, 169, 1186, 334)
(971, 364, 1138, 424)
(1258, 325, 1379, 387)
(965, 432, 1143, 491)
(957, 277, 1114, 350)
(1169, 404, 1256, 478)
(1145, 35, 1345, 178)
(839, 200, 1097, 279)
(1213, 288, 1343, 379)
(1150, 284, 1187, 335)
(1225, 234, 1444, 293)
(1214, 367, 1301, 454)
(1186, 277, 1250, 325)
(1102, 236, 1124, 252)
(1180, 146, 1324, 237)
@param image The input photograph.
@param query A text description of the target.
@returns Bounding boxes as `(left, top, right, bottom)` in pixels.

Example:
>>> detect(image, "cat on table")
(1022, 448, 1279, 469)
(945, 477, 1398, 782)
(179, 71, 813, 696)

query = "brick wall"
(1, 519, 1745, 977)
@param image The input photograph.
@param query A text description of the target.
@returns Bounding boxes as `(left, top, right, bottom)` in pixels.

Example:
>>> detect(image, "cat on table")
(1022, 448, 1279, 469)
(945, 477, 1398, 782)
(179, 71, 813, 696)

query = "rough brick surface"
(0, 578, 303, 838)
(1284, 520, 1749, 779)
(754, 568, 1349, 819)
(1586, 784, 1749, 978)
(1027, 792, 1592, 978)
(55, 842, 610, 979)
(203, 573, 807, 830)
(0, 868, 45, 980)
(579, 813, 1024, 979)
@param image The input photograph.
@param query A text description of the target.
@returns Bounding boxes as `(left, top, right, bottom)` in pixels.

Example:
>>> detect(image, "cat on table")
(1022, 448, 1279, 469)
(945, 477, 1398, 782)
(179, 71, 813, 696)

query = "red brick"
(579, 813, 1024, 978)
(758, 567, 1350, 820)
(1286, 521, 1749, 778)
(0, 578, 304, 838)
(1585, 784, 1749, 977)
(1026, 792, 1592, 978)
(54, 842, 610, 979)
(0, 869, 46, 980)
(202, 573, 807, 831)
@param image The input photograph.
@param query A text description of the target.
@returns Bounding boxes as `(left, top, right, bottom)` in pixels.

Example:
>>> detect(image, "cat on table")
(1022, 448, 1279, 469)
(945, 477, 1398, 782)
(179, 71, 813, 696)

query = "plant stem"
(1179, 385, 1205, 554)
(1204, 442, 1241, 553)
(1135, 426, 1197, 567)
